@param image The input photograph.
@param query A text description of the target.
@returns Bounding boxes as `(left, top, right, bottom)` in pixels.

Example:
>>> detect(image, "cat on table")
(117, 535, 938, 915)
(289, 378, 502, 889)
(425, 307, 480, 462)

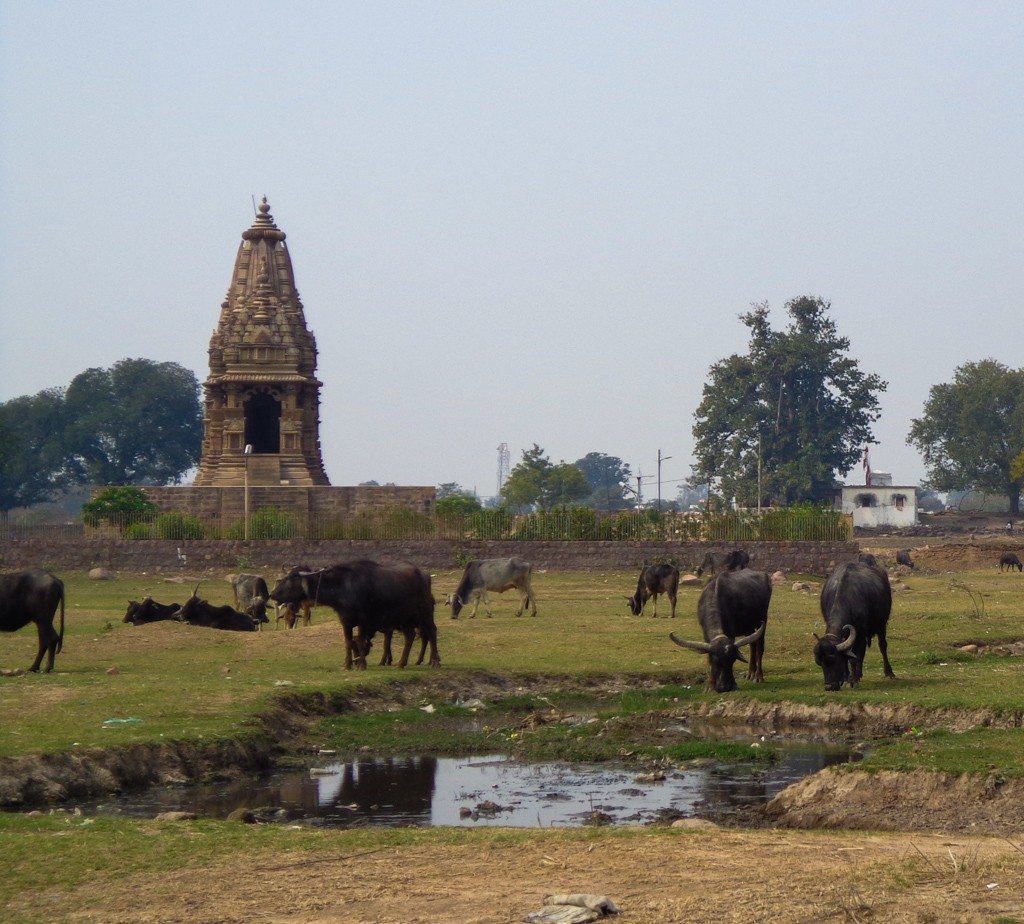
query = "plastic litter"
(102, 717, 142, 726)
(523, 894, 620, 923)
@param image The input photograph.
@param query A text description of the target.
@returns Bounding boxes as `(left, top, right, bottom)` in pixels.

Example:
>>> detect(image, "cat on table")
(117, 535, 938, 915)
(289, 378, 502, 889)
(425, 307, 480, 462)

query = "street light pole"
(243, 444, 252, 540)
(657, 450, 673, 512)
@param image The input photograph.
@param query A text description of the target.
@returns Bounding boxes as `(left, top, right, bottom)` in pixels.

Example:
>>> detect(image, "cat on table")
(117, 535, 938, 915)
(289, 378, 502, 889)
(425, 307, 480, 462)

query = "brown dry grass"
(40, 829, 1024, 924)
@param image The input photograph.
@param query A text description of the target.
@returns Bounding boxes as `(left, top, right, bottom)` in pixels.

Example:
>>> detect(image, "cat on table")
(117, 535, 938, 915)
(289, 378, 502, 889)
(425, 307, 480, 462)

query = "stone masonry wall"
(1, 539, 858, 576)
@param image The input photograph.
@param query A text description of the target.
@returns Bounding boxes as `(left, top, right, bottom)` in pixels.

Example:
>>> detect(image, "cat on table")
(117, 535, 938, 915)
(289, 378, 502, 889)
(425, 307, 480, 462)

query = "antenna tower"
(497, 442, 511, 495)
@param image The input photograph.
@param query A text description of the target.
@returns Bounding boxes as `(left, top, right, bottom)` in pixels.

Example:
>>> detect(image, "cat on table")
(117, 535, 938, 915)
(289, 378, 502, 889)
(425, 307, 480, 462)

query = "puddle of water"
(63, 743, 858, 828)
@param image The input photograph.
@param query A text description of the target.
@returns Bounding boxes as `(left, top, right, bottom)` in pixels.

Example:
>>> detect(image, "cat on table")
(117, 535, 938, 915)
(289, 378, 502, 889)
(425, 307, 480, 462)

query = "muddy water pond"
(69, 742, 857, 828)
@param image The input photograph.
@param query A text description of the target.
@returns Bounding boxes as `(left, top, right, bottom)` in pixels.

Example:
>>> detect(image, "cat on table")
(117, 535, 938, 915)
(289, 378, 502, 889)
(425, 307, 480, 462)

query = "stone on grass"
(771, 571, 786, 585)
(89, 568, 115, 581)
(679, 574, 702, 586)
(792, 582, 811, 592)
(155, 811, 197, 822)
(671, 817, 719, 830)
(226, 807, 257, 823)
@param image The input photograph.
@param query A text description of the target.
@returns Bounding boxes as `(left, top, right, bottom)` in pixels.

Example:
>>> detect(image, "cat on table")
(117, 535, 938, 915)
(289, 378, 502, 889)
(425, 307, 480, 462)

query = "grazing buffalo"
(0, 569, 65, 673)
(999, 553, 1023, 573)
(123, 597, 181, 625)
(695, 549, 750, 578)
(273, 566, 315, 628)
(449, 557, 537, 619)
(179, 589, 259, 632)
(668, 569, 770, 693)
(270, 560, 439, 670)
(814, 562, 895, 692)
(626, 563, 679, 618)
(896, 549, 915, 570)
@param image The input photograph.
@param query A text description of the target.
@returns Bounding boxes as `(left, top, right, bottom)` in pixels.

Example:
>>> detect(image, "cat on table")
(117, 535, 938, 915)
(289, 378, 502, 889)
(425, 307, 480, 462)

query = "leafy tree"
(436, 482, 466, 499)
(573, 452, 633, 509)
(435, 492, 483, 516)
(0, 389, 68, 513)
(909, 360, 1024, 514)
(81, 486, 158, 526)
(692, 297, 886, 506)
(64, 358, 202, 485)
(501, 444, 590, 511)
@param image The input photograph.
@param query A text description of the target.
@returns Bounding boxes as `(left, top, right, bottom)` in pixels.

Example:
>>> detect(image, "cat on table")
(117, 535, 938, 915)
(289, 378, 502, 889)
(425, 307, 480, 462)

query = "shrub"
(152, 512, 206, 540)
(124, 522, 155, 540)
(226, 506, 296, 539)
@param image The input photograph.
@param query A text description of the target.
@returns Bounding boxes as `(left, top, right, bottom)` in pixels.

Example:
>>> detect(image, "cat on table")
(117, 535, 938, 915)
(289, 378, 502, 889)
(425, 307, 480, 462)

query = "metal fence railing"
(0, 507, 853, 542)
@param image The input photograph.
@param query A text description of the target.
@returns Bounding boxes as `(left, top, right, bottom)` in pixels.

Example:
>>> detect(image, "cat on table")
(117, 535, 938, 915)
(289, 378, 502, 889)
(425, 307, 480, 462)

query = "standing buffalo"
(814, 562, 895, 691)
(123, 598, 181, 625)
(896, 549, 915, 569)
(626, 563, 679, 618)
(0, 569, 65, 673)
(449, 557, 537, 619)
(695, 549, 750, 578)
(270, 560, 439, 670)
(999, 553, 1023, 572)
(668, 569, 770, 693)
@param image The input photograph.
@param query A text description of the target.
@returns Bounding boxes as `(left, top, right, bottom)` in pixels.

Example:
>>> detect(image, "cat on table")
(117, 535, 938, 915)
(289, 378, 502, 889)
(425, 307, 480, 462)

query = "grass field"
(2, 566, 1024, 922)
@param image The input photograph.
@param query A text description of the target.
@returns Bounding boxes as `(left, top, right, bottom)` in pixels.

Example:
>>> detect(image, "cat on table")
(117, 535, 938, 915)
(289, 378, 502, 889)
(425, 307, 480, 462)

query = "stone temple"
(145, 200, 434, 529)
(195, 198, 329, 488)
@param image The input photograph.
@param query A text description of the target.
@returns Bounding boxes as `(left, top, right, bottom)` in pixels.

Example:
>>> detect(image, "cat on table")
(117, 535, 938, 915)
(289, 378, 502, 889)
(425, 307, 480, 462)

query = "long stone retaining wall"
(1, 538, 859, 575)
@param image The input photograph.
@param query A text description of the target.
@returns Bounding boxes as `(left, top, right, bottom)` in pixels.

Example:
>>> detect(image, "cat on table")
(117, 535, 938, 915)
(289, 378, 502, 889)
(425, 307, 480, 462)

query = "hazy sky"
(2, 3, 1021, 498)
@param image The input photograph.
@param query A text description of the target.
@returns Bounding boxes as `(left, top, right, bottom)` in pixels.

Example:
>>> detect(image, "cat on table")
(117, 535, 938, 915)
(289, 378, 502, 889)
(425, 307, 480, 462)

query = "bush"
(152, 512, 206, 540)
(226, 506, 296, 539)
(124, 522, 155, 540)
(81, 487, 158, 530)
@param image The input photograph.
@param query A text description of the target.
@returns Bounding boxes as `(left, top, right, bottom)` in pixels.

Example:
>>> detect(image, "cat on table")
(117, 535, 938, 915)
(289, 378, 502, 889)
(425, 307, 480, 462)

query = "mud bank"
(675, 698, 1024, 735)
(765, 767, 1024, 833)
(0, 672, 664, 807)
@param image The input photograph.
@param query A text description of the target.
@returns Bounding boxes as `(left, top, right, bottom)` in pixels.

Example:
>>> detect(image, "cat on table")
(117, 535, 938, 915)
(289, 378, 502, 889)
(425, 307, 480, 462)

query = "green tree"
(909, 360, 1024, 514)
(0, 389, 68, 513)
(692, 297, 886, 506)
(501, 444, 590, 511)
(435, 492, 483, 516)
(573, 452, 633, 509)
(64, 358, 202, 485)
(80, 486, 158, 526)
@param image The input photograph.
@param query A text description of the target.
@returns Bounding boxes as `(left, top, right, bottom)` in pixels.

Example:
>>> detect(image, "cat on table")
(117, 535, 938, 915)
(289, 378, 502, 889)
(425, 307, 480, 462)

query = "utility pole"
(657, 450, 672, 512)
(496, 442, 511, 496)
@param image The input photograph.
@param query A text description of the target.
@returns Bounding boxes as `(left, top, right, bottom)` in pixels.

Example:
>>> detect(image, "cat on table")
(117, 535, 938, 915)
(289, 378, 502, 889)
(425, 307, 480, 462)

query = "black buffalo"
(857, 552, 879, 568)
(0, 569, 65, 672)
(814, 562, 895, 692)
(179, 589, 259, 632)
(896, 549, 915, 569)
(695, 549, 750, 578)
(270, 560, 439, 670)
(123, 597, 181, 625)
(626, 563, 679, 618)
(999, 553, 1022, 573)
(668, 569, 770, 693)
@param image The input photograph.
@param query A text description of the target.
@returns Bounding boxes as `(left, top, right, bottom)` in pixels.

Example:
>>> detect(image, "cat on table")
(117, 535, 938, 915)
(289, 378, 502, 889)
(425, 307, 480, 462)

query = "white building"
(837, 472, 918, 528)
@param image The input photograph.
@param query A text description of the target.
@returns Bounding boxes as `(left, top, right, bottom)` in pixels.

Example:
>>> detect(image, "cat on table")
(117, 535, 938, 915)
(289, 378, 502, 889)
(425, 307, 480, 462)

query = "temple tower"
(194, 198, 330, 487)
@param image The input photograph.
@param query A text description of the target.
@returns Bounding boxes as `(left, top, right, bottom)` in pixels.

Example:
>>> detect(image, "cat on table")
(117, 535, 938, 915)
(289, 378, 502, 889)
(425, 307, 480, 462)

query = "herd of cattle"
(1, 548, 1021, 691)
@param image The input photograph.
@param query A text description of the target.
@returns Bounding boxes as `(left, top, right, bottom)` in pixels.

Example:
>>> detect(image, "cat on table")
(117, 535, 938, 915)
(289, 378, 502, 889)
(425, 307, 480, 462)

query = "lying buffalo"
(669, 569, 770, 692)
(0, 569, 65, 673)
(179, 589, 260, 632)
(123, 597, 181, 625)
(814, 562, 895, 692)
(626, 563, 679, 618)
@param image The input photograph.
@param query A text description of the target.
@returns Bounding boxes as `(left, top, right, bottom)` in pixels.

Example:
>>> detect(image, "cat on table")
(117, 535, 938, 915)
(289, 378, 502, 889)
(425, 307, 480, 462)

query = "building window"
(854, 493, 878, 508)
(893, 494, 906, 511)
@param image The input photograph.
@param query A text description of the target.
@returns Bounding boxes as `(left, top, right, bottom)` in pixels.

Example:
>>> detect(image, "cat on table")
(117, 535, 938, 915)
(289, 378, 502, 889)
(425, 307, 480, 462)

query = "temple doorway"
(244, 390, 281, 454)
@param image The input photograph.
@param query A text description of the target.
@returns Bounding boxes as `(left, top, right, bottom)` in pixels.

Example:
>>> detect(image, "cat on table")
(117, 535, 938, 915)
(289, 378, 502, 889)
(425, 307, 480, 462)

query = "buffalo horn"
(668, 632, 712, 654)
(191, 582, 201, 598)
(835, 625, 857, 652)
(734, 622, 766, 648)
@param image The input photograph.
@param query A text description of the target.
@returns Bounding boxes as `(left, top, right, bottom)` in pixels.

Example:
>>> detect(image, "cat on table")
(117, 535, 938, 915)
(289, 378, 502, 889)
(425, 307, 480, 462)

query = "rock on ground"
(89, 568, 115, 580)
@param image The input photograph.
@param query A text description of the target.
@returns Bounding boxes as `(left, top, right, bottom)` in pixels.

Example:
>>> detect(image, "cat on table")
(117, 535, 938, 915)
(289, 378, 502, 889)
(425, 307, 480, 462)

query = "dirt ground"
(25, 829, 1024, 924)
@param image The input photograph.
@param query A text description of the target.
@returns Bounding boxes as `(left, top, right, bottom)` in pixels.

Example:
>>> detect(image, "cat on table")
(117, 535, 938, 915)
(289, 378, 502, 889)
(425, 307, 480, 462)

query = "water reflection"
(65, 744, 856, 829)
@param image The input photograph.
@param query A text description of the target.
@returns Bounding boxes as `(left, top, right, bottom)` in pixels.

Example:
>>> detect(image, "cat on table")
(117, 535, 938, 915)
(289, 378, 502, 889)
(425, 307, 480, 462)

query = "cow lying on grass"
(123, 598, 181, 625)
(179, 587, 264, 632)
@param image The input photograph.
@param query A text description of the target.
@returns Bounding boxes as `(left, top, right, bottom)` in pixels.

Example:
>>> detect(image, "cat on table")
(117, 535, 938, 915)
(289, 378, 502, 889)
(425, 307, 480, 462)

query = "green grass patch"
(858, 727, 1024, 778)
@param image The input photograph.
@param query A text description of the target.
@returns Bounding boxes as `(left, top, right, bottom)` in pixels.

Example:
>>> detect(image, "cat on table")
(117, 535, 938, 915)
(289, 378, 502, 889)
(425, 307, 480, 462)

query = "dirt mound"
(766, 767, 1024, 834)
